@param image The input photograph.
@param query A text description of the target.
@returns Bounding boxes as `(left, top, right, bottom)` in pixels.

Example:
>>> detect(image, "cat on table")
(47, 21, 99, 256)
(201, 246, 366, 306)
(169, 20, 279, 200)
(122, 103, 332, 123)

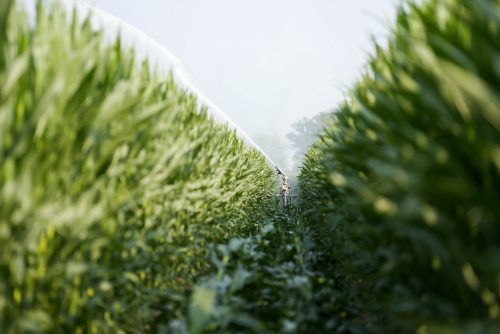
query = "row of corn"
(299, 0, 500, 332)
(0, 1, 275, 332)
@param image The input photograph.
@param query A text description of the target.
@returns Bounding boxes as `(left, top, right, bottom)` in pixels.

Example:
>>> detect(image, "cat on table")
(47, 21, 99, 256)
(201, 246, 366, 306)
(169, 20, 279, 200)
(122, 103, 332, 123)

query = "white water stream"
(48, 0, 278, 167)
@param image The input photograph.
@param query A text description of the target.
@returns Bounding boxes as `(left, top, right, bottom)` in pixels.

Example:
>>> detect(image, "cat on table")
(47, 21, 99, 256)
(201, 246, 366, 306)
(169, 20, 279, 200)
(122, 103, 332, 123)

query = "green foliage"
(182, 205, 352, 334)
(300, 0, 500, 332)
(0, 1, 275, 332)
(286, 111, 335, 169)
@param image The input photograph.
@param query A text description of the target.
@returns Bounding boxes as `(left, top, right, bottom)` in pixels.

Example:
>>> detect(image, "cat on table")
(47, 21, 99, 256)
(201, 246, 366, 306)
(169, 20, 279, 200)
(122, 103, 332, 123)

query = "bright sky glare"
(75, 0, 401, 137)
(19, 0, 401, 139)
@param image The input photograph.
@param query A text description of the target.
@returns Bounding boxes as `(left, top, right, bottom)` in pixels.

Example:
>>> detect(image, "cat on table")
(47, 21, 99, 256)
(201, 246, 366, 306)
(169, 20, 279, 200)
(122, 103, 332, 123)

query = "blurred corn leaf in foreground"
(300, 0, 500, 332)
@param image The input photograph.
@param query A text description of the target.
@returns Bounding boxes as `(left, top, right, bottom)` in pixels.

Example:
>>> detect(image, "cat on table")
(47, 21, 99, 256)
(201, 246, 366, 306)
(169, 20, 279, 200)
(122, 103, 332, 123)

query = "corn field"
(300, 0, 500, 332)
(2, 0, 500, 333)
(0, 1, 276, 332)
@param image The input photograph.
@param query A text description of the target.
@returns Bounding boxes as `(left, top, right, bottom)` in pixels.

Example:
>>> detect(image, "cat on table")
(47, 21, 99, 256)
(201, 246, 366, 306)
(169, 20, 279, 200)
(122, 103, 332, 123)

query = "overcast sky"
(69, 0, 401, 137)
(19, 0, 401, 142)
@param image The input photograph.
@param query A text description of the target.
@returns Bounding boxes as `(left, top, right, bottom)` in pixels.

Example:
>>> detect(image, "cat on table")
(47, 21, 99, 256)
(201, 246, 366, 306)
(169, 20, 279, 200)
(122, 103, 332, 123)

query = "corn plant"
(0, 1, 275, 332)
(300, 0, 500, 332)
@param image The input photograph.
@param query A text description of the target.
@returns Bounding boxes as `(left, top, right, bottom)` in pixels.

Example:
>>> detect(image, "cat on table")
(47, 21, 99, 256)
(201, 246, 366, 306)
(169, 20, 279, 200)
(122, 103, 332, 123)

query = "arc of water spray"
(59, 0, 278, 167)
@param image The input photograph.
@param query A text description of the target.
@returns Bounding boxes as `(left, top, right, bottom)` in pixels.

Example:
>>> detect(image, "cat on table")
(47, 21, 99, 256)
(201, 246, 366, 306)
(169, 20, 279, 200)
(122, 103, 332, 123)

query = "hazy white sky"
(20, 0, 401, 139)
(73, 0, 401, 137)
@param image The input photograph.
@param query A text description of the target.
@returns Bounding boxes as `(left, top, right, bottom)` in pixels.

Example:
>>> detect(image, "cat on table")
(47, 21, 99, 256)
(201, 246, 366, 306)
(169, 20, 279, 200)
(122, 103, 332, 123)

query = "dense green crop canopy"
(3, 0, 500, 333)
(300, 0, 500, 332)
(0, 1, 276, 332)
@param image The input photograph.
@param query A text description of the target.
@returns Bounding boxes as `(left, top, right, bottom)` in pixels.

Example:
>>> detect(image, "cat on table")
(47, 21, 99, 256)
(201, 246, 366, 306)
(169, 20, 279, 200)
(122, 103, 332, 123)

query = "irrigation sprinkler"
(268, 166, 299, 207)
